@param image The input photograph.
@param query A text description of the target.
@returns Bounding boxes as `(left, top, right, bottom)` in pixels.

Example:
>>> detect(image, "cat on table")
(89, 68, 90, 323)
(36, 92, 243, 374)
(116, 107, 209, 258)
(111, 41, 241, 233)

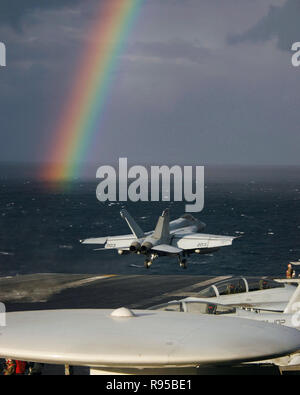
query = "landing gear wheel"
(179, 259, 187, 269)
(144, 260, 151, 269)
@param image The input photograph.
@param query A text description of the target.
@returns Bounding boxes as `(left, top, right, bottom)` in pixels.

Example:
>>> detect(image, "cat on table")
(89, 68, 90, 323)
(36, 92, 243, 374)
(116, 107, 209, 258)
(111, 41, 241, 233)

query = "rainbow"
(42, 0, 143, 182)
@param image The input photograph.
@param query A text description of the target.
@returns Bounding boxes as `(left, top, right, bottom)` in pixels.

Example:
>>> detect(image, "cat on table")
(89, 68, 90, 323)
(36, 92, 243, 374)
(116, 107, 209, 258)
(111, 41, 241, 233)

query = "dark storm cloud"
(1, 0, 300, 167)
(228, 0, 300, 51)
(0, 0, 85, 28)
(127, 39, 210, 64)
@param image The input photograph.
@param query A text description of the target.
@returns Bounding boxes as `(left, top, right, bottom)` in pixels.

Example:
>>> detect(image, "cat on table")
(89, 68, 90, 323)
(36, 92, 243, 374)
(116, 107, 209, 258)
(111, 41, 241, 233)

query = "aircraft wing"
(81, 234, 137, 250)
(172, 233, 235, 250)
(80, 237, 108, 245)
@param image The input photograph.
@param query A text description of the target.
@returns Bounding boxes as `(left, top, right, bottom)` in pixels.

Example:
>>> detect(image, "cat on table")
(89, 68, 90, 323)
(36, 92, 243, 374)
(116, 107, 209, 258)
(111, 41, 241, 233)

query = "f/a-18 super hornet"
(80, 208, 235, 269)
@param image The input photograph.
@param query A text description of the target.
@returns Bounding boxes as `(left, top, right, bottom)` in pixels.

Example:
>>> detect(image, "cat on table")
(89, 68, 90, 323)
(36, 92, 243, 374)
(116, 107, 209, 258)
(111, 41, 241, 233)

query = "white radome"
(0, 308, 300, 373)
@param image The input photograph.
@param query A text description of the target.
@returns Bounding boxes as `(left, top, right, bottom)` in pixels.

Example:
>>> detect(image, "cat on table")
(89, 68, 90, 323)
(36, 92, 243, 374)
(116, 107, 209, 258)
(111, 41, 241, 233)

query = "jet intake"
(140, 242, 153, 254)
(129, 241, 142, 252)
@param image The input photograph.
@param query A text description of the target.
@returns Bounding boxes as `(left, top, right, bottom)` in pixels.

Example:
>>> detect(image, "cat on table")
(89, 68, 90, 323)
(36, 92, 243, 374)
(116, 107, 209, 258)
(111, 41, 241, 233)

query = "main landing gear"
(178, 255, 187, 269)
(144, 254, 188, 269)
(144, 259, 152, 269)
(144, 253, 158, 269)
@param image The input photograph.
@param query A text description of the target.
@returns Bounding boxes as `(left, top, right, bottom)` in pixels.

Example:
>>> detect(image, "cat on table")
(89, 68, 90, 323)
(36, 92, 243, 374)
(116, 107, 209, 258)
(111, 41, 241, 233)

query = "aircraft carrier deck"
(1, 273, 299, 375)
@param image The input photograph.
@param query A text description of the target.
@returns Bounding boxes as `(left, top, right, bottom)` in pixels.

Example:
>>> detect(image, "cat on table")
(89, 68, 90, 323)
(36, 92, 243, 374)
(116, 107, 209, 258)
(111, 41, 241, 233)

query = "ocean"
(0, 165, 299, 278)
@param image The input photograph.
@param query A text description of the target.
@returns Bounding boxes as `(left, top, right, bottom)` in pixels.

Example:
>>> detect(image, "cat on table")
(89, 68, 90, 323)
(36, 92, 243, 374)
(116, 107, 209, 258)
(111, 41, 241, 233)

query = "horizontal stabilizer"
(93, 247, 130, 251)
(80, 237, 107, 245)
(151, 244, 182, 254)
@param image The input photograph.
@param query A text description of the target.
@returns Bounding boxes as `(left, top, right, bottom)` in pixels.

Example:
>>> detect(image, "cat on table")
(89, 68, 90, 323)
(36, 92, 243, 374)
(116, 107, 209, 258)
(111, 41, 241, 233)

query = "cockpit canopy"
(197, 277, 285, 298)
(149, 300, 236, 315)
(180, 214, 197, 222)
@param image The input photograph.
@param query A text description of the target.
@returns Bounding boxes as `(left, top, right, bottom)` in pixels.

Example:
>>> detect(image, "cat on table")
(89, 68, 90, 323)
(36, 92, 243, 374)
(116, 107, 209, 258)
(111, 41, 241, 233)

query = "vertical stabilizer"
(284, 280, 300, 314)
(153, 209, 170, 242)
(120, 209, 144, 239)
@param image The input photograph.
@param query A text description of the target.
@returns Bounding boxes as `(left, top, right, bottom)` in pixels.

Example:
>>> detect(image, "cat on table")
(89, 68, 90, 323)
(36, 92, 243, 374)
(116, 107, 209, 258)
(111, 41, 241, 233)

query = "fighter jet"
(149, 280, 300, 323)
(177, 276, 297, 312)
(80, 208, 235, 269)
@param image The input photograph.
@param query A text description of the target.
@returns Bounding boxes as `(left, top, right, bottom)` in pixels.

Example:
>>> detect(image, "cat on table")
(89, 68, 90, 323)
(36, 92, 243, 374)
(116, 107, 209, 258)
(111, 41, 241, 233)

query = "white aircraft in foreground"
(1, 307, 300, 375)
(80, 208, 235, 268)
(178, 276, 297, 312)
(149, 280, 300, 368)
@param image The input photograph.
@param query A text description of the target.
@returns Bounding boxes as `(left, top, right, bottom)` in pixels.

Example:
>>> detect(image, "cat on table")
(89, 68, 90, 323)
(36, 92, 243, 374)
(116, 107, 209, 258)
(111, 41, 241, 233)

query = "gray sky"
(0, 0, 299, 171)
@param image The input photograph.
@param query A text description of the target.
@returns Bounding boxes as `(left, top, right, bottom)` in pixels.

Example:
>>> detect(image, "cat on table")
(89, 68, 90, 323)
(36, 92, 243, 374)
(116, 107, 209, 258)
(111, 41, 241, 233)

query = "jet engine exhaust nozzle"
(130, 241, 141, 252)
(140, 242, 153, 254)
